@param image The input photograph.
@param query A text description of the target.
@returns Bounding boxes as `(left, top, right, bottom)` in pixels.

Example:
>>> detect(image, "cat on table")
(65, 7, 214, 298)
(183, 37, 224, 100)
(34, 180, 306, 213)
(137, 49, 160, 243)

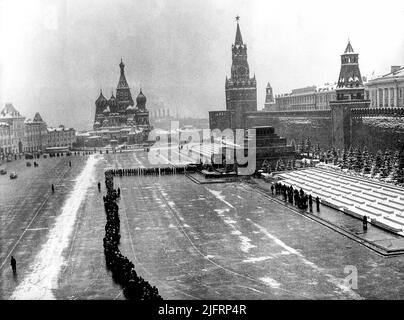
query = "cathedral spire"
(235, 16, 243, 45)
(117, 59, 129, 89)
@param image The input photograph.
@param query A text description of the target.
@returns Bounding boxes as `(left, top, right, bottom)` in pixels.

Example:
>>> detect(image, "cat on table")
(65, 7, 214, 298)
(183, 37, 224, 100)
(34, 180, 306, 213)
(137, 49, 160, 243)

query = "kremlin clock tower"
(225, 16, 257, 129)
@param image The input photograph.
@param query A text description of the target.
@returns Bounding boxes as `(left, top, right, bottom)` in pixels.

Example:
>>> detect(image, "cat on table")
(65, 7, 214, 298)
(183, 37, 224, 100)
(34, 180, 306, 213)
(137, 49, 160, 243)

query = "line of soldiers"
(103, 171, 162, 301)
(271, 182, 320, 211)
(72, 151, 94, 156)
(106, 166, 190, 177)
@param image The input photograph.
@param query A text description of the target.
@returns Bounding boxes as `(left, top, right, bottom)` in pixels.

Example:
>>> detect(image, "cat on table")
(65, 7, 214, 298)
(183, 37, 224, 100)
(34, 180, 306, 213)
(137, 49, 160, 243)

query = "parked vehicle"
(10, 172, 17, 179)
(25, 153, 34, 159)
(26, 162, 32, 167)
(0, 169, 7, 175)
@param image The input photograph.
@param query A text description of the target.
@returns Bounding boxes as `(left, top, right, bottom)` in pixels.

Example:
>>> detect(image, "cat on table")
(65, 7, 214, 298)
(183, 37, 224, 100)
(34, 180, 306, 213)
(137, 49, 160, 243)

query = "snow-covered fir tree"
(354, 148, 363, 172)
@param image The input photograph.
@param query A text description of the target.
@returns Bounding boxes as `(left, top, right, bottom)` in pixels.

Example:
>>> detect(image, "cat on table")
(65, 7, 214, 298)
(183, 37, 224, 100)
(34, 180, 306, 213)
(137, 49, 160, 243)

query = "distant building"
(92, 59, 152, 146)
(25, 112, 48, 152)
(0, 122, 12, 154)
(266, 84, 337, 112)
(47, 125, 76, 149)
(366, 66, 404, 108)
(0, 103, 26, 153)
(0, 103, 78, 155)
(94, 59, 150, 130)
(266, 46, 404, 112)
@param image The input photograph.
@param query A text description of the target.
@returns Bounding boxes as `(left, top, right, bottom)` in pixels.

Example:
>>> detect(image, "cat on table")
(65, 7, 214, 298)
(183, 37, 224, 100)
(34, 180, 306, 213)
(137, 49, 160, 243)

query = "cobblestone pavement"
(1, 151, 403, 299)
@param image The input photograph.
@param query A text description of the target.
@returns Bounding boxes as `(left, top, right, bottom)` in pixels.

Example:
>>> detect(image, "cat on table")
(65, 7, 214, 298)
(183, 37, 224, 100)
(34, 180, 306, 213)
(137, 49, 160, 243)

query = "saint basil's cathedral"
(93, 59, 150, 130)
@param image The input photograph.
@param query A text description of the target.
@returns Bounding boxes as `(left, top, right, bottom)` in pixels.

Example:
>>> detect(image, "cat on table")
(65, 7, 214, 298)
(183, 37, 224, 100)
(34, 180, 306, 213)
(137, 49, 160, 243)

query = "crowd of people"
(106, 165, 194, 177)
(103, 170, 162, 300)
(271, 182, 320, 211)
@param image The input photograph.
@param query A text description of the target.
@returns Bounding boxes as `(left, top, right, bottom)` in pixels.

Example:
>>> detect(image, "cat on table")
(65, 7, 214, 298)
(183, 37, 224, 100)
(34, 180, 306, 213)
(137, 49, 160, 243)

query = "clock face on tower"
(237, 66, 246, 76)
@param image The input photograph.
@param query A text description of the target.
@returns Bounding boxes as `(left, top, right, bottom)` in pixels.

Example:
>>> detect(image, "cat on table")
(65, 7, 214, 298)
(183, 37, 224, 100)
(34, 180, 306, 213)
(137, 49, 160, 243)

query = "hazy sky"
(1, 0, 404, 129)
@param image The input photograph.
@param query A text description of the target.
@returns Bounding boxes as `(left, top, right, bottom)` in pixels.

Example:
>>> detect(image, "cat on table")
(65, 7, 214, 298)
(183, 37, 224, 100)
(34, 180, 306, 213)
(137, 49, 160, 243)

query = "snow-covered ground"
(11, 155, 100, 299)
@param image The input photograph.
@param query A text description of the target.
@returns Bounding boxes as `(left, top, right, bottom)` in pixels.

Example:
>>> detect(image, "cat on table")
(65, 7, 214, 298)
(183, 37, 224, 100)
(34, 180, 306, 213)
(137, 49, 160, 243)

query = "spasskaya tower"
(225, 16, 257, 128)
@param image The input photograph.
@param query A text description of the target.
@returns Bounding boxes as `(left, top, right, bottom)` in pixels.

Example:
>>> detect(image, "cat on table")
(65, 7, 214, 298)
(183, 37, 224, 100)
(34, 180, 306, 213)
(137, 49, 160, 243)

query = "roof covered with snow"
(367, 66, 404, 84)
(0, 103, 24, 119)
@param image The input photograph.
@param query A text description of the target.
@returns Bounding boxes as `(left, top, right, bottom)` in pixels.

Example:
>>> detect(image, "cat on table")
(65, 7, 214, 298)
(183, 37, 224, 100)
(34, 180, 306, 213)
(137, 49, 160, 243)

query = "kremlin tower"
(330, 40, 370, 151)
(225, 16, 257, 129)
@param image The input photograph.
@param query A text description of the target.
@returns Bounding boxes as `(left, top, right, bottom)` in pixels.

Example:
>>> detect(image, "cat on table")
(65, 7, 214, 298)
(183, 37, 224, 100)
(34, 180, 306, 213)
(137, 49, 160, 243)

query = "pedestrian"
(69, 161, 71, 167)
(10, 256, 16, 274)
(52, 184, 55, 193)
(118, 187, 121, 197)
(363, 215, 368, 231)
(271, 184, 274, 195)
(98, 182, 101, 192)
(316, 196, 320, 212)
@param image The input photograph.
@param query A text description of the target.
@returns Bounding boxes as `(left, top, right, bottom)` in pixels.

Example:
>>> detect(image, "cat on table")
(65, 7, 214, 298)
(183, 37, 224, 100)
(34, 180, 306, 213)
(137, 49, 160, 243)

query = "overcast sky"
(1, 0, 403, 129)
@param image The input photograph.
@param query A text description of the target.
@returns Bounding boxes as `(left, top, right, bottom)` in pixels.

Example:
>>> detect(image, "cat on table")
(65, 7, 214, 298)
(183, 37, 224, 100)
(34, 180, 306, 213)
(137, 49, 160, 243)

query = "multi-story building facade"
(366, 66, 404, 108)
(0, 102, 78, 155)
(265, 84, 337, 112)
(24, 112, 48, 152)
(47, 125, 76, 149)
(0, 103, 26, 154)
(0, 121, 12, 155)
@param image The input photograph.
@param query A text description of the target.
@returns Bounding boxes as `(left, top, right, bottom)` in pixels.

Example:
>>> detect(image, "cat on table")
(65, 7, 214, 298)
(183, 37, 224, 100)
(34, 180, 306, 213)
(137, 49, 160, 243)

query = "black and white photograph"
(0, 0, 403, 312)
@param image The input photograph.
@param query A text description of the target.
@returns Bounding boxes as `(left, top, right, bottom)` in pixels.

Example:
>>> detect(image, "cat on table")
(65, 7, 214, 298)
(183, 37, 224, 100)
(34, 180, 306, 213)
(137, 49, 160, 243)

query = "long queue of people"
(103, 171, 162, 300)
(106, 165, 194, 177)
(271, 182, 320, 211)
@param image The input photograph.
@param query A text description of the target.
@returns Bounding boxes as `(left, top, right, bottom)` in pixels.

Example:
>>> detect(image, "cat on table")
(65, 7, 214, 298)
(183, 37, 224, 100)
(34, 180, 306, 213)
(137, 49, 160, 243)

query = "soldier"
(10, 256, 16, 274)
(308, 194, 313, 211)
(363, 215, 368, 231)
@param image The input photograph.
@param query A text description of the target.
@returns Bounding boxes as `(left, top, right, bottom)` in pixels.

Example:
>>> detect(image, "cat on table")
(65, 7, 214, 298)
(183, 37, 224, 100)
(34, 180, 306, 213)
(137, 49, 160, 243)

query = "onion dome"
(108, 93, 117, 110)
(95, 90, 108, 109)
(136, 89, 146, 109)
